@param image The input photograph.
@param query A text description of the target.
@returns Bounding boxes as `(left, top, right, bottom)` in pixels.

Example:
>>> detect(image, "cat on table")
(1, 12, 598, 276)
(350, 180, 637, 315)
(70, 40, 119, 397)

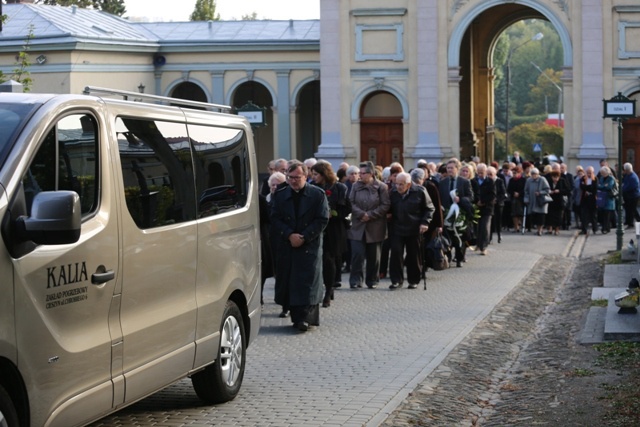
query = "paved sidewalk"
(93, 229, 621, 427)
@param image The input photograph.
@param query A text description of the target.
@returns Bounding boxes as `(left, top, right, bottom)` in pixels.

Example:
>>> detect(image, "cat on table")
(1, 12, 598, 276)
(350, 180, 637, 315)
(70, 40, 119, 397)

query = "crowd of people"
(259, 153, 640, 333)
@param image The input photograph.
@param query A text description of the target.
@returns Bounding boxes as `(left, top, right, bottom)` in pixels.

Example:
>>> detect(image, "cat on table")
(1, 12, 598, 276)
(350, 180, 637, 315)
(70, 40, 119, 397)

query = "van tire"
(0, 385, 19, 427)
(191, 300, 246, 404)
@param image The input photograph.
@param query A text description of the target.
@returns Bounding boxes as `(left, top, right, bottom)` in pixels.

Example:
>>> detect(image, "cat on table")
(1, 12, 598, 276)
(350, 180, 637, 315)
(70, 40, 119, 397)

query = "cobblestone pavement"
(91, 229, 620, 427)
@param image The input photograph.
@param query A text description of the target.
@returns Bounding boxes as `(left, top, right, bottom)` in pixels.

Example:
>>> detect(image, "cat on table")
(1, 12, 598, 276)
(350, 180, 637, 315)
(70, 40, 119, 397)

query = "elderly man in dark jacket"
(271, 160, 329, 332)
(388, 172, 435, 289)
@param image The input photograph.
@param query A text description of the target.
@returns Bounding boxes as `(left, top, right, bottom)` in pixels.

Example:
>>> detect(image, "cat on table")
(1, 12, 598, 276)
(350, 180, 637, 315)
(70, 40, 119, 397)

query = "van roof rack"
(83, 86, 232, 113)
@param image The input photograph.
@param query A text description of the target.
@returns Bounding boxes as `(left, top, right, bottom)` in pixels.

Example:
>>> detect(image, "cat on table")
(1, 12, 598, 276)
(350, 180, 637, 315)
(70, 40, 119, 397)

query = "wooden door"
(622, 118, 640, 173)
(360, 119, 403, 167)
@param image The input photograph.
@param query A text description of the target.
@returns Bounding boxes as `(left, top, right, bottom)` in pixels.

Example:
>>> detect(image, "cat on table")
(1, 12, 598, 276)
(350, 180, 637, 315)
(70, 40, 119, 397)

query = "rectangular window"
(24, 113, 99, 217)
(187, 124, 249, 218)
(115, 117, 195, 228)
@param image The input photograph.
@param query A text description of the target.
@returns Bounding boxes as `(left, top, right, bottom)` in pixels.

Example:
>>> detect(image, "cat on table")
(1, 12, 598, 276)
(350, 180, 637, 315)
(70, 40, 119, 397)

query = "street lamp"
(505, 32, 543, 160)
(530, 61, 563, 128)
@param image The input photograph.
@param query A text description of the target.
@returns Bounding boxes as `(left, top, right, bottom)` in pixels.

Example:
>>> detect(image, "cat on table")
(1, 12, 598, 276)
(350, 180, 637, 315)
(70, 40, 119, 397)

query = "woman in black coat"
(545, 171, 571, 235)
(311, 161, 350, 307)
(580, 166, 598, 235)
(507, 165, 526, 233)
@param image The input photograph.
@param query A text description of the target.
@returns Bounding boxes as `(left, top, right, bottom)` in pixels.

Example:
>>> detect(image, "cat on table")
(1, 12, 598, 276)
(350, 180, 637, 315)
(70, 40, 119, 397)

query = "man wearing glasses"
(271, 160, 329, 332)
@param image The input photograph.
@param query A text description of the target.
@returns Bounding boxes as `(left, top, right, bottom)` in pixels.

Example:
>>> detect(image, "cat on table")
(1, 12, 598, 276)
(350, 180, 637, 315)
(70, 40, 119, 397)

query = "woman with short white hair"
(523, 168, 550, 236)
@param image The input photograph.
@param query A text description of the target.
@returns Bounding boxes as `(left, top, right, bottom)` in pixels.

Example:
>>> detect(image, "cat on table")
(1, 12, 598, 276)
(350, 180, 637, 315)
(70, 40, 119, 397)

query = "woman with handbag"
(597, 166, 617, 234)
(580, 166, 598, 235)
(523, 168, 550, 236)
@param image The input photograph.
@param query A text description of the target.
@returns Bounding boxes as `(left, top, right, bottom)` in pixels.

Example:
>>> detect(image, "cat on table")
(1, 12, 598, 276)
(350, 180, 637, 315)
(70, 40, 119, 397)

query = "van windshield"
(0, 102, 41, 166)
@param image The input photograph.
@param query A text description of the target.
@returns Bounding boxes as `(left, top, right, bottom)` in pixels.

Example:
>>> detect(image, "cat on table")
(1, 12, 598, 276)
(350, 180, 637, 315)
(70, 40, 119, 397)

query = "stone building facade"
(1, 1, 640, 171)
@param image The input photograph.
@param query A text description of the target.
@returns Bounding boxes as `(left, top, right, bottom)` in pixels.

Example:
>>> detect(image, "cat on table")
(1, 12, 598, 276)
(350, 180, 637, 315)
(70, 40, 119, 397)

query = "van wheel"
(192, 300, 246, 404)
(0, 385, 18, 427)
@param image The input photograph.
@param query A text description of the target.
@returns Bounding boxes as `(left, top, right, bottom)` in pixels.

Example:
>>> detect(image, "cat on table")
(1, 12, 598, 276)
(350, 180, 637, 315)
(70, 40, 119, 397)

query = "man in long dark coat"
(271, 160, 329, 332)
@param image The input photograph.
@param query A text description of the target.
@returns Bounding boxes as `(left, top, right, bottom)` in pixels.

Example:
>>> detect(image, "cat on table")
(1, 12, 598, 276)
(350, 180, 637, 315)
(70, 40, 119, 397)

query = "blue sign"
(533, 143, 542, 152)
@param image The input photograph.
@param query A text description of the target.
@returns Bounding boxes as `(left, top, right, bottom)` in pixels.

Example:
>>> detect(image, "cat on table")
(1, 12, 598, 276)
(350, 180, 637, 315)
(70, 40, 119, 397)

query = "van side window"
(187, 124, 249, 218)
(115, 117, 196, 228)
(23, 113, 99, 216)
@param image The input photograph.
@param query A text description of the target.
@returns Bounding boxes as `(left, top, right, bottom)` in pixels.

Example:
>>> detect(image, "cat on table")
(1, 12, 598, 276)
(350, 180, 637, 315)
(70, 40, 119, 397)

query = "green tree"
(509, 122, 563, 160)
(525, 69, 563, 116)
(98, 0, 126, 16)
(3, 24, 36, 91)
(190, 0, 220, 21)
(241, 12, 259, 20)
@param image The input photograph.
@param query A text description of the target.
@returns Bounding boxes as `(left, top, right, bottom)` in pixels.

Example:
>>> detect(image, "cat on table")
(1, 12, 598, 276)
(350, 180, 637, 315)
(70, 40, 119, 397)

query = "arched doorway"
(296, 80, 321, 161)
(170, 81, 207, 103)
(622, 92, 640, 173)
(231, 81, 273, 171)
(451, 2, 570, 164)
(360, 91, 403, 167)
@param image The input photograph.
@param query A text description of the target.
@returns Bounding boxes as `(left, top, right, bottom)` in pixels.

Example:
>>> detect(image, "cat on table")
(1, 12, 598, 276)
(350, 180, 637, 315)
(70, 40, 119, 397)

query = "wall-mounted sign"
(603, 92, 636, 119)
(236, 101, 267, 127)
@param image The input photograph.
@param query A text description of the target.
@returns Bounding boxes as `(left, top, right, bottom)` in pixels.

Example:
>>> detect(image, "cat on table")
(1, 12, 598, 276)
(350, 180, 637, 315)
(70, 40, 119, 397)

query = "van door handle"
(92, 267, 115, 284)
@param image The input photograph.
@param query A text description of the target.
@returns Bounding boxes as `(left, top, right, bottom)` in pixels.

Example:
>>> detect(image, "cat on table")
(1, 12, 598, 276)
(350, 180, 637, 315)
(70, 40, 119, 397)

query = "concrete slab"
(603, 264, 640, 288)
(604, 291, 640, 341)
(592, 287, 625, 300)
(580, 307, 606, 344)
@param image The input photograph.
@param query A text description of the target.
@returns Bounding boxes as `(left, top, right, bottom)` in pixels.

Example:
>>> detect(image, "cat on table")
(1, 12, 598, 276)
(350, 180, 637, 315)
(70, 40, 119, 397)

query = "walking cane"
(522, 205, 527, 235)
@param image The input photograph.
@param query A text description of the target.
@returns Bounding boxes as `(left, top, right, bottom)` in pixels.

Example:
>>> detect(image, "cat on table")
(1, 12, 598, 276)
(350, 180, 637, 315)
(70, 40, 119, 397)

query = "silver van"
(0, 87, 262, 426)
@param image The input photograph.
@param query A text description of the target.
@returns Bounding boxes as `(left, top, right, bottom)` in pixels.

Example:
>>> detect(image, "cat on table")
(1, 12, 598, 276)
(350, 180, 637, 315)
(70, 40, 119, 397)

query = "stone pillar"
(577, 0, 607, 166)
(316, 0, 347, 166)
(411, 0, 443, 163)
(276, 70, 291, 159)
(210, 71, 225, 106)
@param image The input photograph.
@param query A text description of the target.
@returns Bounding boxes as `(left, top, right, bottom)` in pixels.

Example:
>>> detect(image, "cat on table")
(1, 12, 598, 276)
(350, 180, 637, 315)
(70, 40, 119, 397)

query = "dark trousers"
(444, 228, 466, 263)
(581, 205, 598, 233)
(599, 209, 613, 233)
(491, 206, 503, 241)
(290, 304, 319, 326)
(323, 250, 339, 291)
(477, 214, 492, 251)
(379, 237, 390, 276)
(349, 238, 382, 288)
(624, 196, 640, 226)
(389, 234, 422, 285)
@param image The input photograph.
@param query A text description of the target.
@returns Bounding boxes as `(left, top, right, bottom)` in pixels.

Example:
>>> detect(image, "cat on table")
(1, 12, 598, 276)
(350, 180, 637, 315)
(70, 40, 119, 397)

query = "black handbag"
(425, 231, 450, 271)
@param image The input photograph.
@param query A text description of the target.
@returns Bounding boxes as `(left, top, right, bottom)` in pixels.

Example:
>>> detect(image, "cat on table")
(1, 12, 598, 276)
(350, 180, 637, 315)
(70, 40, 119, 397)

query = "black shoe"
(279, 310, 289, 318)
(456, 260, 462, 268)
(498, 236, 502, 243)
(408, 283, 418, 289)
(293, 322, 309, 332)
(389, 283, 402, 290)
(334, 282, 342, 288)
(367, 284, 377, 289)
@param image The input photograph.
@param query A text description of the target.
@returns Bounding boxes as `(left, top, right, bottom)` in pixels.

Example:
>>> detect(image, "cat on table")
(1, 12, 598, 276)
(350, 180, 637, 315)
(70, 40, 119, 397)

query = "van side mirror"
(18, 191, 81, 245)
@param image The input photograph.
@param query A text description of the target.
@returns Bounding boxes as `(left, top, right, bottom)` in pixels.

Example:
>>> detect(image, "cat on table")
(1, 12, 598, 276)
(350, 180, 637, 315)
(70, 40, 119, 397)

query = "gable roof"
(0, 4, 320, 52)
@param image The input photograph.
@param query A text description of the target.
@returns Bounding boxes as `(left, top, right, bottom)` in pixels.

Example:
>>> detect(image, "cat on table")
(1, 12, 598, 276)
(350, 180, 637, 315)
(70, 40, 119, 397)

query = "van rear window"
(0, 102, 40, 165)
